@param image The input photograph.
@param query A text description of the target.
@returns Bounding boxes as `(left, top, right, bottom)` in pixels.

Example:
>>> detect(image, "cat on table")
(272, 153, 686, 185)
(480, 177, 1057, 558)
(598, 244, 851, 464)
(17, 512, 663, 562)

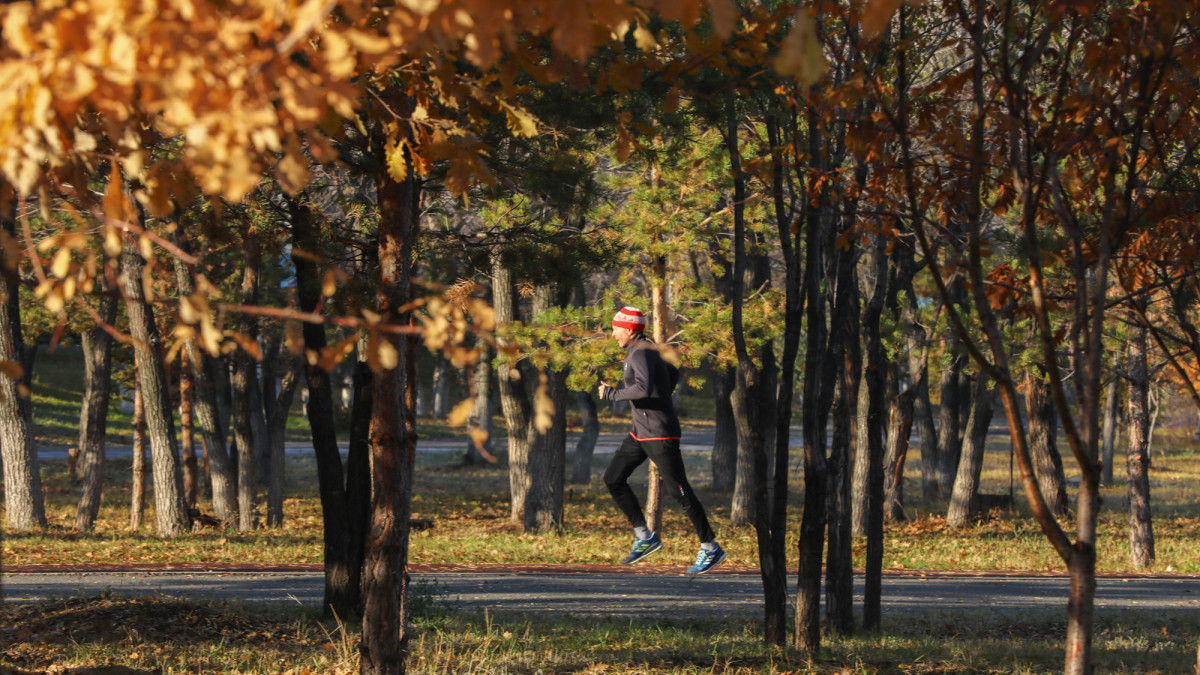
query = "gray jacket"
(601, 334, 681, 441)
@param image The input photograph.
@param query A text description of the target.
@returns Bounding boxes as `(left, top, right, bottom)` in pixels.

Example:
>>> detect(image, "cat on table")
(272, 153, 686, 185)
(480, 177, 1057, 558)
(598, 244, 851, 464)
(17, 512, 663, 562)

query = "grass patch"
(10, 438, 1200, 574)
(4, 596, 1197, 673)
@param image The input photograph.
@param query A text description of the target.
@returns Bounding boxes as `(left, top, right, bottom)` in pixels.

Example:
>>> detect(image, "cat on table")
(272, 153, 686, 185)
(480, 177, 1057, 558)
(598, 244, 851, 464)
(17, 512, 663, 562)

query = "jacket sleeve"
(607, 350, 653, 402)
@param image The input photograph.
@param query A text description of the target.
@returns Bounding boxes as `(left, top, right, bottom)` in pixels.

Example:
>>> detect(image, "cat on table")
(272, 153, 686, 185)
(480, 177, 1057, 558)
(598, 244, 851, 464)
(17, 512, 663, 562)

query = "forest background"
(2, 0, 1200, 673)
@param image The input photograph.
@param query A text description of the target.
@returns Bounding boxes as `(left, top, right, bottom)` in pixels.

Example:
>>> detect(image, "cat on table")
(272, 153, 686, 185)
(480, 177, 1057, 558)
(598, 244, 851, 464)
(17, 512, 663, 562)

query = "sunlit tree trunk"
(1026, 370, 1067, 519)
(947, 374, 995, 527)
(129, 378, 146, 531)
(121, 240, 190, 536)
(463, 341, 496, 467)
(0, 203, 44, 530)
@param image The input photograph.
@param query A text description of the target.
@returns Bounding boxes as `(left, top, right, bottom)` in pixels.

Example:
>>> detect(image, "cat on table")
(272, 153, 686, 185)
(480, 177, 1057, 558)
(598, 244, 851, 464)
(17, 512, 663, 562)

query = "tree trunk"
(935, 346, 965, 497)
(1026, 371, 1068, 519)
(729, 372, 758, 527)
(852, 365, 870, 537)
(524, 365, 566, 533)
(645, 269, 669, 533)
(710, 367, 738, 491)
(172, 238, 238, 523)
(860, 233, 889, 631)
(1101, 379, 1119, 485)
(75, 276, 118, 532)
(903, 291, 939, 500)
(825, 248, 859, 635)
(291, 193, 360, 618)
(361, 104, 419, 673)
(250, 365, 271, 486)
(884, 379, 916, 522)
(431, 352, 451, 419)
(493, 251, 535, 525)
(129, 379, 146, 531)
(463, 342, 496, 466)
(267, 354, 301, 527)
(1126, 325, 1154, 569)
(179, 349, 199, 510)
(947, 375, 996, 527)
(570, 391, 598, 484)
(231, 239, 260, 532)
(0, 207, 44, 530)
(121, 241, 190, 536)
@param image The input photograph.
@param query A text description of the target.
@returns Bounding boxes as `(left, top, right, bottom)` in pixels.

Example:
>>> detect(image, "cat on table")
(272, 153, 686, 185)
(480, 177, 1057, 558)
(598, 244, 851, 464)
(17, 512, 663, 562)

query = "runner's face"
(612, 326, 633, 347)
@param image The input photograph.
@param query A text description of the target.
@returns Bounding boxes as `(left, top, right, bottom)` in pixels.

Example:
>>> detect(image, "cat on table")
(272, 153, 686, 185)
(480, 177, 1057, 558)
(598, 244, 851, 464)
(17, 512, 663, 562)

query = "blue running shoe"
(621, 533, 663, 564)
(686, 543, 726, 575)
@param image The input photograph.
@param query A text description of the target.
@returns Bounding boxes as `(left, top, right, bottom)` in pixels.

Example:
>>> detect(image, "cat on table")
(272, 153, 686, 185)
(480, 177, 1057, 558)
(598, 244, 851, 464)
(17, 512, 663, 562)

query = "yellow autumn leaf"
(774, 11, 827, 88)
(499, 101, 538, 138)
(706, 0, 737, 39)
(446, 398, 474, 426)
(386, 136, 409, 183)
(179, 293, 209, 324)
(200, 317, 224, 356)
(50, 248, 72, 278)
(322, 269, 339, 297)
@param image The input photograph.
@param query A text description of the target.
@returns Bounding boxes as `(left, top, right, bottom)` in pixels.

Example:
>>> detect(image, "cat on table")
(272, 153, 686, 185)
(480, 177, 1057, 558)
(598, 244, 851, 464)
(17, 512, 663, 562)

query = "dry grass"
(8, 425, 1200, 574)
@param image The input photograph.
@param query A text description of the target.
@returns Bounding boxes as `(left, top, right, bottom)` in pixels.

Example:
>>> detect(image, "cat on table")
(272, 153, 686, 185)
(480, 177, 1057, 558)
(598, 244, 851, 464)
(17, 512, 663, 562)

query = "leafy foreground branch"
(3, 594, 1198, 674)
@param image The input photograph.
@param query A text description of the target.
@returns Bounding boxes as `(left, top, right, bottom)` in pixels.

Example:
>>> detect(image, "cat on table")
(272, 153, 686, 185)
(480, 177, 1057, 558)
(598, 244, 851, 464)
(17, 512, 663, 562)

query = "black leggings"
(603, 435, 716, 543)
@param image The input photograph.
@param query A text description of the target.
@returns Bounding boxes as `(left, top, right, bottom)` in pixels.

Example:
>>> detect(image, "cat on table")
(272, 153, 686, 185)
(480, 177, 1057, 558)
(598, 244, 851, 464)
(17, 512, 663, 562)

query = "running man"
(598, 306, 726, 575)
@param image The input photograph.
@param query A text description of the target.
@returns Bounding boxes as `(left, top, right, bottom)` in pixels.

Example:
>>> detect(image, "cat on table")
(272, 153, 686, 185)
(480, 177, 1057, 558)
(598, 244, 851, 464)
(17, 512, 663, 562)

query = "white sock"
(634, 526, 652, 540)
(701, 540, 718, 551)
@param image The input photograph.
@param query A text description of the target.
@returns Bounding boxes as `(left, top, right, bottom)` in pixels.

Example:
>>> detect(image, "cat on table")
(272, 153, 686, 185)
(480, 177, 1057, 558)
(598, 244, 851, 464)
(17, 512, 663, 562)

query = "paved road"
(5, 567, 1198, 618)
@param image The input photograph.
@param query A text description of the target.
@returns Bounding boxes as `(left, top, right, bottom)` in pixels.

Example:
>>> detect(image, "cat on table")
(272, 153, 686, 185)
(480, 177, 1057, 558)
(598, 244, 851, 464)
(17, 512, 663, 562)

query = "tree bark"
(129, 379, 146, 531)
(1126, 324, 1154, 569)
(179, 348, 199, 510)
(267, 354, 301, 527)
(935, 344, 966, 497)
(1101, 379, 1119, 485)
(825, 241, 859, 635)
(361, 104, 419, 673)
(860, 230, 889, 631)
(463, 342, 496, 466)
(0, 206, 44, 530)
(710, 367, 738, 491)
(852, 366, 871, 537)
(290, 193, 361, 618)
(1026, 371, 1068, 519)
(232, 238, 260, 531)
(171, 237, 238, 523)
(431, 352, 451, 418)
(884, 377, 916, 522)
(121, 240, 190, 536)
(570, 390, 598, 484)
(493, 250, 534, 525)
(947, 374, 996, 527)
(75, 274, 118, 531)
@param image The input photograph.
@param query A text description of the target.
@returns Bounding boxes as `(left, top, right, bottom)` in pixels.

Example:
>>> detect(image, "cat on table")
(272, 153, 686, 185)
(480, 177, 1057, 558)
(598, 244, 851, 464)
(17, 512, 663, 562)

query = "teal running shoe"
(620, 533, 663, 564)
(686, 543, 726, 575)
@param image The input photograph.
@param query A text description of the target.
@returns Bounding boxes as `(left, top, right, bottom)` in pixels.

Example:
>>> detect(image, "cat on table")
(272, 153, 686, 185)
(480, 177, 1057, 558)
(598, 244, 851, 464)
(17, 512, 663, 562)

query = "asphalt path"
(4, 567, 1198, 619)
